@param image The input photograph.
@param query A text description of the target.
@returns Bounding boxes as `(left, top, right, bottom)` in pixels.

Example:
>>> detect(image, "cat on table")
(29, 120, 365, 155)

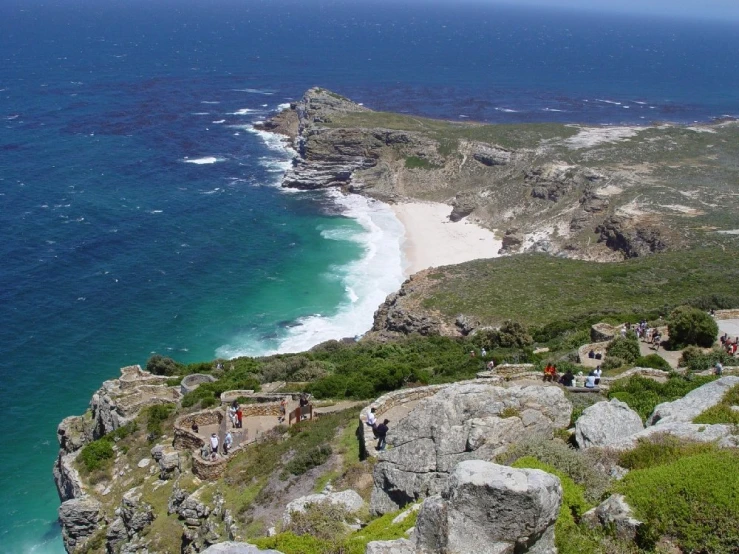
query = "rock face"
(370, 383, 571, 514)
(596, 215, 669, 258)
(368, 460, 561, 554)
(58, 496, 103, 553)
(647, 376, 739, 425)
(283, 489, 365, 525)
(575, 398, 644, 449)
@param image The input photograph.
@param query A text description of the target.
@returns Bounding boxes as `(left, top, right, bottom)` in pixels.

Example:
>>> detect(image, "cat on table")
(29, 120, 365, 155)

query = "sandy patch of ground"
(659, 204, 704, 216)
(564, 126, 644, 149)
(391, 202, 502, 276)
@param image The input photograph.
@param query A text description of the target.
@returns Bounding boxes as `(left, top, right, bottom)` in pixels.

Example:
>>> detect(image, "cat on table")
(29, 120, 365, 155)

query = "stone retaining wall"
(220, 391, 299, 405)
(116, 365, 170, 391)
(241, 403, 282, 417)
(577, 341, 610, 368)
(173, 409, 224, 451)
(715, 309, 739, 320)
(180, 373, 216, 395)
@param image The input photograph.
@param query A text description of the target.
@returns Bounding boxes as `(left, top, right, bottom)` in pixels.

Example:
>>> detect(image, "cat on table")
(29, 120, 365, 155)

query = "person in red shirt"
(236, 407, 243, 428)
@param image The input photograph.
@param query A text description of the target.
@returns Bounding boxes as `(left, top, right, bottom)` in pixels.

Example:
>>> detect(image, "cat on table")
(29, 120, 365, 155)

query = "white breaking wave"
(201, 101, 220, 104)
(542, 108, 565, 112)
(495, 107, 518, 113)
(216, 192, 405, 358)
(275, 102, 291, 112)
(233, 88, 274, 95)
(212, 119, 226, 124)
(231, 108, 259, 115)
(183, 156, 223, 164)
(595, 99, 622, 105)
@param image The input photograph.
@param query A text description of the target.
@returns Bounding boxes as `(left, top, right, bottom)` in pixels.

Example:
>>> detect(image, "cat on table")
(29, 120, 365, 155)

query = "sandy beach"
(391, 202, 502, 276)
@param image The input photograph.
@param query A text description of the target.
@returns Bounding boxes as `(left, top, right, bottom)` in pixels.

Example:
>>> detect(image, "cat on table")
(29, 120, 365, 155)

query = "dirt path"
(638, 338, 681, 369)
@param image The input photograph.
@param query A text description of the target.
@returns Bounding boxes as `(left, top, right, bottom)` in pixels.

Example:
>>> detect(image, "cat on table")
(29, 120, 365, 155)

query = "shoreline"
(391, 202, 502, 276)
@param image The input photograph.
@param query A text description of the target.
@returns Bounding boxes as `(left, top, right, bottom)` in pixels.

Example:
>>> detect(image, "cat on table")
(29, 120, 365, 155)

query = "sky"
(489, 0, 739, 21)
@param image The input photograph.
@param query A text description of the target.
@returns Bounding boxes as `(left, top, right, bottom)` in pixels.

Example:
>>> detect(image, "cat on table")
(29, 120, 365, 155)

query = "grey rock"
(370, 383, 571, 514)
(607, 421, 739, 451)
(106, 517, 128, 551)
(575, 398, 644, 448)
(201, 542, 284, 554)
(283, 489, 365, 525)
(471, 142, 511, 167)
(53, 449, 85, 503)
(596, 215, 668, 258)
(121, 488, 154, 534)
(648, 376, 739, 426)
(150, 444, 164, 461)
(365, 539, 414, 554)
(581, 494, 642, 541)
(58, 496, 103, 552)
(158, 450, 181, 480)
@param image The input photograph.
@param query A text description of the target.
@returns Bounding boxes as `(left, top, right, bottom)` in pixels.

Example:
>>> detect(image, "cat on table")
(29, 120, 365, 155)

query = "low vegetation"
(607, 374, 716, 422)
(667, 305, 719, 348)
(617, 450, 739, 554)
(693, 384, 739, 425)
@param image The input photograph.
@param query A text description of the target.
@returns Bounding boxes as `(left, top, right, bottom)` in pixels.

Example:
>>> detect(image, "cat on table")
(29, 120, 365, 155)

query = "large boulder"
(607, 421, 739, 451)
(575, 398, 644, 449)
(368, 460, 561, 554)
(370, 383, 571, 514)
(283, 489, 365, 525)
(647, 376, 739, 425)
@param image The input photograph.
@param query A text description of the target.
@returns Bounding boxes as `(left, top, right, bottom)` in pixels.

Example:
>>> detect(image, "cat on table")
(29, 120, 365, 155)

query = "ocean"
(1, 1, 738, 551)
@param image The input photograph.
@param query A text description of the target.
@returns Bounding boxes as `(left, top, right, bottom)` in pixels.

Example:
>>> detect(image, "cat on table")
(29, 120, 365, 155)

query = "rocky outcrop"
(596, 215, 669, 258)
(499, 228, 524, 254)
(582, 494, 642, 541)
(647, 376, 739, 425)
(449, 191, 478, 222)
(469, 142, 512, 167)
(575, 399, 644, 449)
(58, 496, 103, 553)
(370, 383, 571, 514)
(54, 449, 85, 503)
(283, 489, 365, 525)
(368, 460, 561, 554)
(527, 164, 601, 203)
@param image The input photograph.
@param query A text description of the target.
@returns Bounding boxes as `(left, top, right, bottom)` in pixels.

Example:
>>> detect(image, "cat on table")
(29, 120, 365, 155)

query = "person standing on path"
(236, 407, 243, 429)
(223, 431, 233, 455)
(375, 419, 389, 451)
(210, 433, 219, 458)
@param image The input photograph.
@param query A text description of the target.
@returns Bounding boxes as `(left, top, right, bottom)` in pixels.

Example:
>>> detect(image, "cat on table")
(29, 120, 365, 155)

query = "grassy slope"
(419, 246, 739, 329)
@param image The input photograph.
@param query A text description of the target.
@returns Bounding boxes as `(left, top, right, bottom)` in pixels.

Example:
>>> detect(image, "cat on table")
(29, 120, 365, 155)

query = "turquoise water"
(1, 1, 738, 552)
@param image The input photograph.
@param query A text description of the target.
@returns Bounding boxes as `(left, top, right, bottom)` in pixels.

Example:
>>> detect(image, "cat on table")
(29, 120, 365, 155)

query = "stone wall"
(173, 409, 224, 451)
(714, 309, 739, 320)
(116, 365, 170, 391)
(181, 374, 216, 395)
(578, 341, 610, 368)
(241, 403, 282, 417)
(220, 391, 298, 404)
(191, 453, 229, 481)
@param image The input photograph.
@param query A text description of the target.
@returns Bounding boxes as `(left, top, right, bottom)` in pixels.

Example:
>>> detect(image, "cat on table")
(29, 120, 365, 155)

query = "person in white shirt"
(585, 372, 597, 388)
(593, 366, 602, 385)
(367, 407, 377, 428)
(223, 431, 233, 455)
(210, 433, 219, 455)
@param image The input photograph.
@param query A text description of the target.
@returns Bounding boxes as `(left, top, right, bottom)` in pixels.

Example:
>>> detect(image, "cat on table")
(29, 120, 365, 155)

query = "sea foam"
(183, 156, 222, 164)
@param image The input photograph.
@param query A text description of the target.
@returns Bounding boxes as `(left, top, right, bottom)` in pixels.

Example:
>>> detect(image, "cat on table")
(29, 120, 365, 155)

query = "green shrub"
(404, 156, 435, 169)
(617, 450, 739, 553)
(500, 407, 520, 419)
(618, 436, 717, 470)
(608, 374, 716, 422)
(667, 305, 718, 348)
(145, 403, 175, 437)
(606, 334, 640, 364)
(284, 445, 333, 477)
(145, 354, 183, 376)
(475, 320, 533, 350)
(79, 439, 115, 473)
(284, 502, 351, 541)
(693, 384, 739, 425)
(678, 346, 738, 372)
(601, 356, 625, 370)
(252, 532, 336, 554)
(633, 353, 671, 370)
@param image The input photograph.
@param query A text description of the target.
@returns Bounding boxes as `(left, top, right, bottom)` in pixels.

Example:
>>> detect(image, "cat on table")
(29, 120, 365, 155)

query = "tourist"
(299, 393, 309, 408)
(560, 369, 575, 387)
(715, 361, 723, 376)
(210, 433, 219, 456)
(228, 404, 237, 428)
(236, 407, 243, 429)
(593, 366, 602, 385)
(585, 371, 597, 388)
(575, 371, 584, 387)
(191, 422, 199, 434)
(652, 331, 662, 351)
(470, 350, 476, 358)
(588, 349, 595, 359)
(480, 347, 487, 358)
(223, 431, 233, 455)
(279, 397, 287, 423)
(367, 407, 377, 428)
(543, 363, 556, 382)
(375, 419, 390, 451)
(486, 359, 495, 370)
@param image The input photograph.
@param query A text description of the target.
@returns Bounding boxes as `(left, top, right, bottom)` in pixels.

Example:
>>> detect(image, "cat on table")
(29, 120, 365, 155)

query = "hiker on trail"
(470, 350, 476, 358)
(279, 397, 287, 423)
(715, 361, 724, 376)
(228, 404, 237, 427)
(210, 433, 219, 456)
(559, 369, 575, 387)
(191, 422, 199, 434)
(593, 366, 602, 385)
(299, 393, 309, 407)
(236, 407, 243, 429)
(375, 419, 390, 451)
(223, 431, 233, 455)
(652, 331, 662, 351)
(481, 347, 487, 358)
(367, 407, 377, 428)
(486, 359, 495, 370)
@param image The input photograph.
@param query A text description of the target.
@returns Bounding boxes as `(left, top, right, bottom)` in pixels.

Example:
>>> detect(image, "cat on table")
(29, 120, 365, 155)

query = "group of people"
(194, 427, 234, 461)
(543, 364, 601, 388)
(228, 401, 244, 429)
(366, 407, 390, 451)
(633, 321, 662, 349)
(720, 333, 738, 356)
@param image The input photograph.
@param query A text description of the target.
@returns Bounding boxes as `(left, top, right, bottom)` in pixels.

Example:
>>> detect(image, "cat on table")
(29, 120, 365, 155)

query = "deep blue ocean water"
(1, 1, 738, 551)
